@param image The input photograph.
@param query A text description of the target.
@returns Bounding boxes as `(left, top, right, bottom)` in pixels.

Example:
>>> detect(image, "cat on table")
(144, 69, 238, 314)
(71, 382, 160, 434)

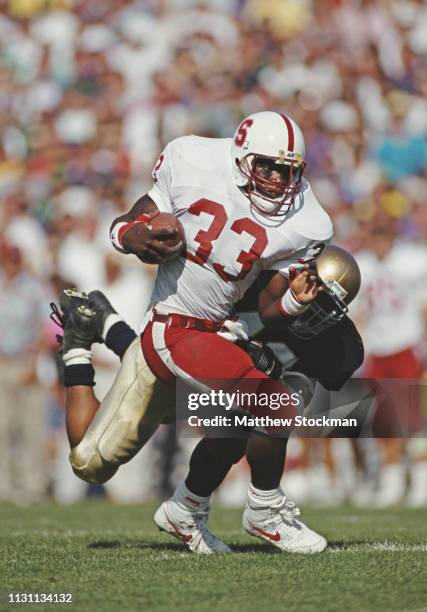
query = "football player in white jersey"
(53, 111, 334, 554)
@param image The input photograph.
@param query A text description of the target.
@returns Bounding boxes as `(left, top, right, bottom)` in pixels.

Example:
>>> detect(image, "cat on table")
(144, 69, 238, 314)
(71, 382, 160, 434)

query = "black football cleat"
(59, 289, 90, 323)
(60, 304, 98, 353)
(50, 289, 98, 352)
(88, 290, 120, 342)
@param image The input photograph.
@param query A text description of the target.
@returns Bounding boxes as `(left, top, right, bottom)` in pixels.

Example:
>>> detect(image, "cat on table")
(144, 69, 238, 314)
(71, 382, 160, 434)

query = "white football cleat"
(154, 500, 231, 554)
(242, 496, 327, 554)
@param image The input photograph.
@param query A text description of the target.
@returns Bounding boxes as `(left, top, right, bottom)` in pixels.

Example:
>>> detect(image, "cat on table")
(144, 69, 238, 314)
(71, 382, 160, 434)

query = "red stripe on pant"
(141, 321, 176, 385)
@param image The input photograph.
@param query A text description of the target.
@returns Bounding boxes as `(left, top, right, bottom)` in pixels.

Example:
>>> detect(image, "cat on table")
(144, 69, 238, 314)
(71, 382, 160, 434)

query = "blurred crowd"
(0, 0, 427, 507)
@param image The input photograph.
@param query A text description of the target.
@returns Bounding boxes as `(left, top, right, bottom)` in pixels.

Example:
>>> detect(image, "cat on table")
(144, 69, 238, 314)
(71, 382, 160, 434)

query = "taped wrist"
(279, 289, 310, 317)
(110, 214, 151, 253)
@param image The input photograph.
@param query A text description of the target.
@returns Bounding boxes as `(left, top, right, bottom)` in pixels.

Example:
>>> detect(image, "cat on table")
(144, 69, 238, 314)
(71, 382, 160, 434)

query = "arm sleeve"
(147, 144, 174, 214)
(267, 241, 329, 277)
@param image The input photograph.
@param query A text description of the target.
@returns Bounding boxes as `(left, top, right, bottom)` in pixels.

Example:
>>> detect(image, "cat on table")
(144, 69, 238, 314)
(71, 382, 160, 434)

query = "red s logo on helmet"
(234, 119, 253, 147)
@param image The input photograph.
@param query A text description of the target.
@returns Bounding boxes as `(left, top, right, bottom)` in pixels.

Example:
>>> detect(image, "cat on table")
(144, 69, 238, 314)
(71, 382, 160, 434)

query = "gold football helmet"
(287, 245, 361, 339)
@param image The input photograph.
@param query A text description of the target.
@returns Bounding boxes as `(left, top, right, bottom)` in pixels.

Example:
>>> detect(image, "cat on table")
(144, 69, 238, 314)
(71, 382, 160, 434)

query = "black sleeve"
(234, 271, 276, 313)
(254, 316, 364, 391)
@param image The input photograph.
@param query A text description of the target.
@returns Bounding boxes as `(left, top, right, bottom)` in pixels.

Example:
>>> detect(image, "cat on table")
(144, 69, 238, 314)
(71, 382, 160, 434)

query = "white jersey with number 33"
(147, 135, 333, 321)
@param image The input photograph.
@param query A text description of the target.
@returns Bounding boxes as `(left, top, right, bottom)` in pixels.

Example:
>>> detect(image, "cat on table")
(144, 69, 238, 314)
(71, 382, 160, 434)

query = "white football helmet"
(231, 111, 306, 216)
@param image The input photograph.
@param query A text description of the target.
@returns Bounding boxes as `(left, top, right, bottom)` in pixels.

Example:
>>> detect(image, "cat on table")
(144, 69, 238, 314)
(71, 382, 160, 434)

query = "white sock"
(173, 481, 210, 510)
(247, 483, 284, 509)
(102, 313, 123, 341)
(63, 347, 92, 366)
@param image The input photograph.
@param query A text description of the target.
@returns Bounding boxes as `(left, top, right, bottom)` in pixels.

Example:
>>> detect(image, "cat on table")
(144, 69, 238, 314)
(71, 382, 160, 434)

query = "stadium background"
(0, 0, 426, 508)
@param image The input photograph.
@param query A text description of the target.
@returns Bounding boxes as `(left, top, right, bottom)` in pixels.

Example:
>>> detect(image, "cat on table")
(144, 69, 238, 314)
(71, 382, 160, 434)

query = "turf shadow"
(229, 543, 281, 553)
(87, 540, 368, 553)
(134, 542, 190, 552)
(87, 540, 122, 549)
(231, 541, 370, 553)
(326, 540, 368, 550)
(87, 540, 187, 552)
(135, 542, 276, 554)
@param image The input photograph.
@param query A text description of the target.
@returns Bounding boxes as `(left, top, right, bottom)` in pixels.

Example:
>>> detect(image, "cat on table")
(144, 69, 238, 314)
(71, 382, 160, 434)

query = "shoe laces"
(50, 302, 64, 330)
(183, 509, 218, 548)
(272, 497, 301, 526)
(49, 303, 64, 348)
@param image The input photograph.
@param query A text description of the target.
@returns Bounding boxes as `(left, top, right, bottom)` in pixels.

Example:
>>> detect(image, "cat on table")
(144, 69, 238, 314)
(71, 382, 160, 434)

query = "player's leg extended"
(69, 337, 173, 484)
(54, 288, 137, 448)
(53, 291, 102, 448)
(53, 290, 174, 484)
(62, 289, 140, 446)
(66, 386, 100, 448)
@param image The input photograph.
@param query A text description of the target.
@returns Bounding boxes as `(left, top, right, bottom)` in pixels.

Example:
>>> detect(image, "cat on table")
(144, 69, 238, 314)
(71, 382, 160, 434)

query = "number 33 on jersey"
(148, 135, 332, 321)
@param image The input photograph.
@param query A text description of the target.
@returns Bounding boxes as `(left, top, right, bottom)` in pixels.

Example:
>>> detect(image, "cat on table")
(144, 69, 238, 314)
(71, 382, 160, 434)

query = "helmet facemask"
(237, 152, 305, 216)
(286, 289, 348, 340)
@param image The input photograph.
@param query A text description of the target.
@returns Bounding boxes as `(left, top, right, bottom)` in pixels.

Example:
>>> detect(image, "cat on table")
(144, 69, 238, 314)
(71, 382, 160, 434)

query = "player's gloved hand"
(237, 339, 282, 379)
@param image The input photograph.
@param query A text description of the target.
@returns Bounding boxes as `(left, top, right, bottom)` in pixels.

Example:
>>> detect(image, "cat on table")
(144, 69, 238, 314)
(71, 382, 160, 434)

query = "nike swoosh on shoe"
(250, 524, 281, 542)
(165, 513, 193, 543)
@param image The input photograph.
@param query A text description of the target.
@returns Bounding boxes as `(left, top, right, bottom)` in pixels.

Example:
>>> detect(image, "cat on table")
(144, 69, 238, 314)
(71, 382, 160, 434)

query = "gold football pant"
(69, 337, 175, 483)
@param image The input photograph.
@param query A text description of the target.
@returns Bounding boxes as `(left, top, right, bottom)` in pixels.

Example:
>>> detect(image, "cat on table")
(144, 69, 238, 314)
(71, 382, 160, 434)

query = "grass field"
(0, 502, 426, 612)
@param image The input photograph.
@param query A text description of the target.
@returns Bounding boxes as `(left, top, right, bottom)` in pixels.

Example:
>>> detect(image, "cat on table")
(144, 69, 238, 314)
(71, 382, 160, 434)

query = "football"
(148, 212, 186, 250)
(124, 211, 186, 264)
